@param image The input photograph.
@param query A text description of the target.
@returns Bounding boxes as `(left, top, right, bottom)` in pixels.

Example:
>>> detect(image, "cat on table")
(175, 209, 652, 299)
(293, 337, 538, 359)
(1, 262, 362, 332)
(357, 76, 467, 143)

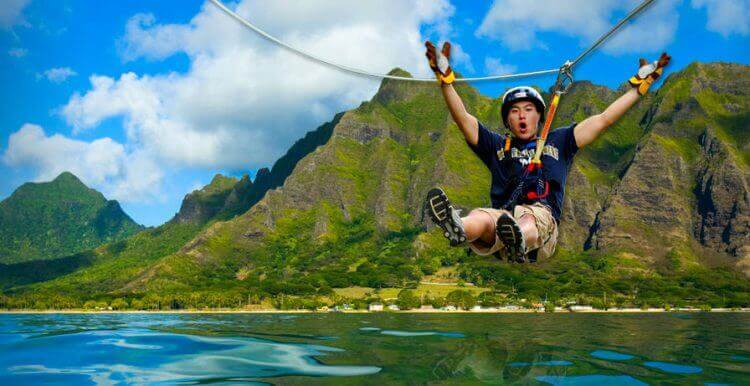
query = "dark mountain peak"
(48, 171, 97, 197)
(11, 171, 103, 205)
(387, 67, 412, 77)
(53, 171, 83, 184)
(254, 168, 272, 187)
(0, 173, 142, 264)
(372, 67, 435, 105)
(202, 174, 238, 194)
(173, 174, 238, 224)
(662, 62, 749, 93)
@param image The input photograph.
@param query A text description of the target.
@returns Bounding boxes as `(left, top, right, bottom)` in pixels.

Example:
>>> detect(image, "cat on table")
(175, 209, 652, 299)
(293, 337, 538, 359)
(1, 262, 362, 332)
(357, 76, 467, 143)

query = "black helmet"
(501, 86, 546, 128)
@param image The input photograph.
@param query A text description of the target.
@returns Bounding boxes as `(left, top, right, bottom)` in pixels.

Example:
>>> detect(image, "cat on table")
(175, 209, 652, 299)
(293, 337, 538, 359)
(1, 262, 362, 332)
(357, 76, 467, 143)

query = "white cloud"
(484, 57, 517, 75)
(692, 0, 750, 37)
(0, 0, 31, 29)
(449, 43, 474, 74)
(476, 0, 679, 54)
(118, 13, 191, 62)
(2, 124, 163, 203)
(8, 47, 28, 58)
(39, 67, 77, 83)
(55, 0, 454, 202)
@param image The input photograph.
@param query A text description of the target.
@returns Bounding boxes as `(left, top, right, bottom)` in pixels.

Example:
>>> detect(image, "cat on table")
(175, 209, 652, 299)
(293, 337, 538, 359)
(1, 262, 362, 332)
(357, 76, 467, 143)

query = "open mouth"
(519, 122, 527, 131)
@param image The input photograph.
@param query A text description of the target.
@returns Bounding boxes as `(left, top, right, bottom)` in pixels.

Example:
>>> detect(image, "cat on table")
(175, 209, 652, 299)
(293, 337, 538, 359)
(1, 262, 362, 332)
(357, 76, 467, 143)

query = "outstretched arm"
(441, 83, 479, 146)
(425, 41, 479, 146)
(574, 88, 639, 148)
(573, 53, 671, 149)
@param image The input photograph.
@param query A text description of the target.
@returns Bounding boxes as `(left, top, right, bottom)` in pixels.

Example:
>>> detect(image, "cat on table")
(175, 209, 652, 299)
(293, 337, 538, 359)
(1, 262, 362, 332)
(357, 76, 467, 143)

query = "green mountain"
(4, 63, 749, 309)
(0, 172, 143, 264)
(0, 113, 341, 294)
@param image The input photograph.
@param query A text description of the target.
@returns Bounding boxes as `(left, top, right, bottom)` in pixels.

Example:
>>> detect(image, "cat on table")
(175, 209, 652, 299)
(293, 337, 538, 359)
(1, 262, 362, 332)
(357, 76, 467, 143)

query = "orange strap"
(532, 92, 561, 164)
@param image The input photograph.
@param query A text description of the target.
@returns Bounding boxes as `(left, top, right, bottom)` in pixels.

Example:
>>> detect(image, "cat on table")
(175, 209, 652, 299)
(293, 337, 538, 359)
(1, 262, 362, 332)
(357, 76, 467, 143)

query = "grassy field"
(334, 283, 491, 300)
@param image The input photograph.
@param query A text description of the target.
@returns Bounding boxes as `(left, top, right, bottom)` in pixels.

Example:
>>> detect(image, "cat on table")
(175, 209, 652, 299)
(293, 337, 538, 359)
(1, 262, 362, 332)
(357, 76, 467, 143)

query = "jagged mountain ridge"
(0, 111, 343, 293)
(587, 63, 750, 272)
(172, 112, 343, 225)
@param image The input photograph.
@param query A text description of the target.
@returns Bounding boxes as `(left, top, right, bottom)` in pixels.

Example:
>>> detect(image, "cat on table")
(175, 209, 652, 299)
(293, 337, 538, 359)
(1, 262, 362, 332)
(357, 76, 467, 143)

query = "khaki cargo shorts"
(468, 203, 558, 260)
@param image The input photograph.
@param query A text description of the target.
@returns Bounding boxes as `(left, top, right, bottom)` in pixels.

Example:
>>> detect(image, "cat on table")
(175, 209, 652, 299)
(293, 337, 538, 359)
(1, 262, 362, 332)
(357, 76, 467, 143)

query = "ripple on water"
(509, 360, 573, 367)
(590, 350, 635, 361)
(88, 338, 162, 350)
(643, 361, 702, 374)
(536, 375, 648, 385)
(0, 328, 380, 384)
(379, 330, 464, 338)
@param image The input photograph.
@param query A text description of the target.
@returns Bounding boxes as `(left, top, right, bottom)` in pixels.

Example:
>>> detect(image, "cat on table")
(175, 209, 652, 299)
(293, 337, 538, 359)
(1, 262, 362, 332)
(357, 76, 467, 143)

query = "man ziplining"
(208, 0, 664, 263)
(424, 41, 671, 262)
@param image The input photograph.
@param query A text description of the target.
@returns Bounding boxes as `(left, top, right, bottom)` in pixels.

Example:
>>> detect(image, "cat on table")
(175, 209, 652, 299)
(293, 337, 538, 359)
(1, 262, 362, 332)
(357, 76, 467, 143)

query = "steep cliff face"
(586, 63, 750, 271)
(587, 133, 695, 259)
(694, 128, 749, 261)
(173, 174, 239, 224)
(687, 63, 750, 273)
(236, 71, 497, 235)
(172, 111, 342, 226)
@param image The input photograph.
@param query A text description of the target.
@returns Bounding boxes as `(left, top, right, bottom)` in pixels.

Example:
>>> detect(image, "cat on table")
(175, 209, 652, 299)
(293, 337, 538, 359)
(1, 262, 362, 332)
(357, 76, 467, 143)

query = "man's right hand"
(425, 41, 455, 85)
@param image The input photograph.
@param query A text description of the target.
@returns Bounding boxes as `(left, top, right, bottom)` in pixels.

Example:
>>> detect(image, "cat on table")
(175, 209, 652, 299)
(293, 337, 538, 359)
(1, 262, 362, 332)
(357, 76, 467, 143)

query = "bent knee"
(467, 209, 496, 224)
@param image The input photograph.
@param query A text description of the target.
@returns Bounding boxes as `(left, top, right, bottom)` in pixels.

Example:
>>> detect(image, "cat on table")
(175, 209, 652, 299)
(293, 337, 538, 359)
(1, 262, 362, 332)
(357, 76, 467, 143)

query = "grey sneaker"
(425, 188, 467, 247)
(496, 212, 527, 262)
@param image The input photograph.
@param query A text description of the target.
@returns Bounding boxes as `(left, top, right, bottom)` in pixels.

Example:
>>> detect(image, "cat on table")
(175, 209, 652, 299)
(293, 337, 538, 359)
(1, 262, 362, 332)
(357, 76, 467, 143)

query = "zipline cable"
(570, 0, 657, 68)
(209, 0, 656, 82)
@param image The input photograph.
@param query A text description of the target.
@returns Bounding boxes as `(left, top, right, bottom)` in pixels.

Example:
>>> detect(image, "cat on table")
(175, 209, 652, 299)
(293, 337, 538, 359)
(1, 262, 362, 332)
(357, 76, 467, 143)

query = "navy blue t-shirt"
(466, 122, 579, 222)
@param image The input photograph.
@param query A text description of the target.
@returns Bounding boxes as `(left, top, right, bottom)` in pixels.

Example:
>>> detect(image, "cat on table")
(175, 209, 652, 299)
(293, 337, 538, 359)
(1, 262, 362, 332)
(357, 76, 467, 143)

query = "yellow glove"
(425, 41, 455, 85)
(629, 52, 671, 95)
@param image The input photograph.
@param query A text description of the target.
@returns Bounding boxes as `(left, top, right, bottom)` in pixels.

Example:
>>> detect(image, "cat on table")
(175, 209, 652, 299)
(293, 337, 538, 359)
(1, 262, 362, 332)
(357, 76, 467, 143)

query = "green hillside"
(0, 112, 342, 294)
(0, 172, 143, 264)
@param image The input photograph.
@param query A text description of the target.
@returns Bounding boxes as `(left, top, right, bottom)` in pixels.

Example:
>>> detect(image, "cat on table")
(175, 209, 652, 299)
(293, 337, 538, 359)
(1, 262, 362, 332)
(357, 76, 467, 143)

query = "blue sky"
(1, 0, 748, 226)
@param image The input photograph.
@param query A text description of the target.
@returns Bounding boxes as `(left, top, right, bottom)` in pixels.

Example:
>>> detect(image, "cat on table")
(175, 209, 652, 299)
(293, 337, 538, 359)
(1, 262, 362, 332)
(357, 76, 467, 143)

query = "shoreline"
(1, 308, 748, 314)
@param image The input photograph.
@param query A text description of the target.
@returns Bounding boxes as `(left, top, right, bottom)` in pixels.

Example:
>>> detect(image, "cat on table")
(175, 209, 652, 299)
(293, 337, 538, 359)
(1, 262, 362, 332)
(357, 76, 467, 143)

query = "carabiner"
(555, 60, 574, 94)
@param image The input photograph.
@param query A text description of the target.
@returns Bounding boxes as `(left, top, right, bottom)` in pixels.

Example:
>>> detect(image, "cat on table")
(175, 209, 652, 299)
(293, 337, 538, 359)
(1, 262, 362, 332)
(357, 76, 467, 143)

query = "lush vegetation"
(0, 172, 143, 264)
(3, 213, 747, 310)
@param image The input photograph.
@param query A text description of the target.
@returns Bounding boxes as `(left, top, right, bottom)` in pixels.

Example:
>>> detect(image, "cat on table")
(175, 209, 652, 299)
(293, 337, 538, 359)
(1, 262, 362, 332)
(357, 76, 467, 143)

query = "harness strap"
(500, 63, 572, 210)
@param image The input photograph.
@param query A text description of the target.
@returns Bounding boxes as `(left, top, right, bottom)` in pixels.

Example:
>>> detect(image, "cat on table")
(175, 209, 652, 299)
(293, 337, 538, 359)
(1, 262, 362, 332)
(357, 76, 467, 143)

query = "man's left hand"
(629, 52, 671, 95)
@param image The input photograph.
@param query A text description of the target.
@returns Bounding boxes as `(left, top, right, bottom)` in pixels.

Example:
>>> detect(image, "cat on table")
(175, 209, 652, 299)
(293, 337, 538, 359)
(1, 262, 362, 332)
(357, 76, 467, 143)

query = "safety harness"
(500, 63, 574, 211)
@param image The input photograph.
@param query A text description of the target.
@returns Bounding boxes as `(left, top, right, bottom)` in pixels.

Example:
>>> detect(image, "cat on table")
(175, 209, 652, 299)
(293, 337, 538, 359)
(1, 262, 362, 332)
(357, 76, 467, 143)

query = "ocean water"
(0, 312, 748, 385)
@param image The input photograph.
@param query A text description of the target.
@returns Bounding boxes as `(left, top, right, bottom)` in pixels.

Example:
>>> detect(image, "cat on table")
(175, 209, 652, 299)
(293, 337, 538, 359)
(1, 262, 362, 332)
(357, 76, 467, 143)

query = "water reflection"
(0, 313, 748, 385)
(0, 325, 380, 384)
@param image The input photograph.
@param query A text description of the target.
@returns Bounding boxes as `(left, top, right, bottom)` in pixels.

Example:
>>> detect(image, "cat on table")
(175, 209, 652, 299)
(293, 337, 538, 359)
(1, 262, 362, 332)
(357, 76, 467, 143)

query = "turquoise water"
(0, 313, 748, 385)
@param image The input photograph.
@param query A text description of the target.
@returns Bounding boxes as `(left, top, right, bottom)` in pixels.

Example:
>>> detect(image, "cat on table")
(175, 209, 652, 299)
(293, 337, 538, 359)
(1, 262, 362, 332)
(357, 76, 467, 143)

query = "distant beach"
(1, 308, 748, 314)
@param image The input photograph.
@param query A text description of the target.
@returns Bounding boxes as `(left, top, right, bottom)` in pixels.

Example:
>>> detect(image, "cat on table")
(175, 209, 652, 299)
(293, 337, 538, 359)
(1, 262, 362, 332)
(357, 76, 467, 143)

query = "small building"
(419, 305, 434, 311)
(471, 305, 483, 311)
(569, 305, 594, 312)
(369, 303, 384, 312)
(387, 304, 400, 311)
(441, 305, 457, 311)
